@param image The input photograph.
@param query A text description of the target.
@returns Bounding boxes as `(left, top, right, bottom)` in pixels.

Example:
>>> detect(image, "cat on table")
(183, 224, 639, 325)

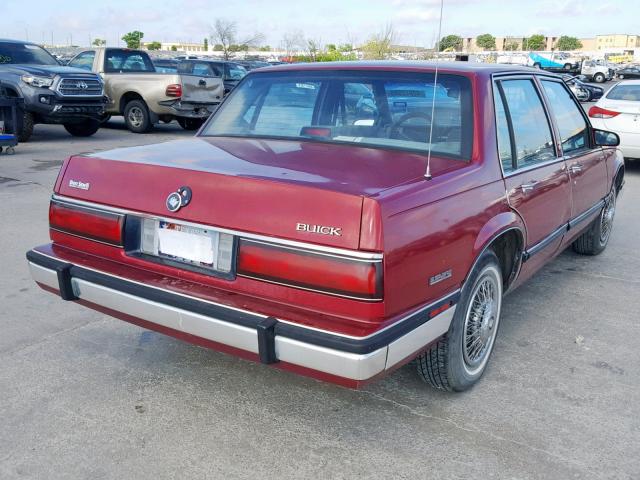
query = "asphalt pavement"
(0, 119, 638, 479)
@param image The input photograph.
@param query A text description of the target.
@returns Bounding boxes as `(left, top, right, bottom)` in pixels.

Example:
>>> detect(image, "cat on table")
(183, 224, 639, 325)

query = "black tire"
(177, 117, 205, 131)
(416, 250, 503, 392)
(593, 72, 605, 83)
(17, 111, 35, 142)
(533, 62, 541, 69)
(618, 74, 624, 80)
(123, 99, 153, 133)
(99, 114, 111, 125)
(564, 63, 572, 71)
(63, 121, 100, 137)
(572, 189, 616, 255)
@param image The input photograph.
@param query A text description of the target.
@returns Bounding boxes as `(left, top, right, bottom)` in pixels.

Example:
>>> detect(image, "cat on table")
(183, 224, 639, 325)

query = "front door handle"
(569, 163, 583, 174)
(520, 181, 539, 193)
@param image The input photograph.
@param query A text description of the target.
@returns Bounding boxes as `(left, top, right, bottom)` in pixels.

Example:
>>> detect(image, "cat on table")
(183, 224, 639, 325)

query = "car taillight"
(237, 239, 383, 300)
(588, 105, 620, 119)
(165, 84, 182, 97)
(49, 201, 124, 246)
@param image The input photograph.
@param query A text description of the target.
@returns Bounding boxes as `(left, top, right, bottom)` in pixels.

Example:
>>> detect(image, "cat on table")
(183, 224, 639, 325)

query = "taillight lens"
(588, 105, 620, 119)
(237, 240, 383, 300)
(49, 201, 124, 246)
(165, 84, 182, 97)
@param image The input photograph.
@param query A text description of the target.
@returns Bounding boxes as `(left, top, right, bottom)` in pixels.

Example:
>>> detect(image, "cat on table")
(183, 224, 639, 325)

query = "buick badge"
(166, 186, 192, 212)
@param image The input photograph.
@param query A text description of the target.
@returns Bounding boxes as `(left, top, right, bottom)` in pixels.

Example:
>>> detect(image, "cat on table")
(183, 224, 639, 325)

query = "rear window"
(606, 84, 640, 101)
(105, 50, 155, 73)
(201, 71, 473, 160)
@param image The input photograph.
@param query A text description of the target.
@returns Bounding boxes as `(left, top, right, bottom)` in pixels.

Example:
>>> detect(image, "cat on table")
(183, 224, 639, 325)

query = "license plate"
(155, 221, 219, 267)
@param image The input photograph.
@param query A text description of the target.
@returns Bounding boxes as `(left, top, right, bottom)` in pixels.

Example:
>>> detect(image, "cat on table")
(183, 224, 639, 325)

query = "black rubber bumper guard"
(27, 250, 459, 365)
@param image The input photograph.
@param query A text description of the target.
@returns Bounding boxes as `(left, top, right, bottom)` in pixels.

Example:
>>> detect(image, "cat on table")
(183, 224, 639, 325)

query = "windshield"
(0, 42, 59, 65)
(607, 84, 640, 101)
(201, 71, 473, 160)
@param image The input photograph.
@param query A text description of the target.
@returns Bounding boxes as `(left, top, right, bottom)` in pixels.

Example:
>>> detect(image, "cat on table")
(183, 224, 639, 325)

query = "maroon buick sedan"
(27, 62, 624, 391)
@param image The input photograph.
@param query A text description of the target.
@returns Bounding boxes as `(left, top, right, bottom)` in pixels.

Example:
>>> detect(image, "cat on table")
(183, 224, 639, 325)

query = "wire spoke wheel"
(599, 191, 616, 245)
(462, 268, 502, 376)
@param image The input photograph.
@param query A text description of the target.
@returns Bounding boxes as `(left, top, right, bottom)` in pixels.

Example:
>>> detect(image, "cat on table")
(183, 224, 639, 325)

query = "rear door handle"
(569, 163, 583, 173)
(520, 181, 539, 193)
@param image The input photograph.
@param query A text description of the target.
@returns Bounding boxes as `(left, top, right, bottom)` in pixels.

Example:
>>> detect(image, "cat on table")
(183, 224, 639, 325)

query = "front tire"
(17, 111, 35, 142)
(572, 189, 616, 255)
(593, 72, 605, 83)
(417, 250, 503, 392)
(124, 100, 153, 133)
(63, 120, 100, 137)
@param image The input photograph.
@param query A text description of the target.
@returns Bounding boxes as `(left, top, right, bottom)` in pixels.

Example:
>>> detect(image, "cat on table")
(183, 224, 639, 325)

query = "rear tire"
(177, 117, 205, 131)
(416, 250, 503, 392)
(593, 72, 605, 83)
(572, 189, 616, 255)
(564, 63, 572, 71)
(17, 111, 35, 142)
(618, 74, 624, 80)
(63, 120, 100, 137)
(124, 100, 153, 133)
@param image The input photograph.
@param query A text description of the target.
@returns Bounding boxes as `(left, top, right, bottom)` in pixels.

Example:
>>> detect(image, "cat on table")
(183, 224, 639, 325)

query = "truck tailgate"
(181, 75, 224, 104)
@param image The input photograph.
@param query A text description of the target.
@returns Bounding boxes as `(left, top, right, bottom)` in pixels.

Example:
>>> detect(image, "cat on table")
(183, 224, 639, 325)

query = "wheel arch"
(468, 212, 526, 292)
(119, 91, 145, 113)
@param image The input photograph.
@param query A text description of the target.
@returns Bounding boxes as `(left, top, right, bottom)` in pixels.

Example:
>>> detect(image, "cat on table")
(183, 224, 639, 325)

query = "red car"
(27, 62, 624, 391)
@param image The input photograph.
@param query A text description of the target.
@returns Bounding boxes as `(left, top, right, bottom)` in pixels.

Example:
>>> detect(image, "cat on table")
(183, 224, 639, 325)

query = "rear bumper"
(27, 249, 457, 387)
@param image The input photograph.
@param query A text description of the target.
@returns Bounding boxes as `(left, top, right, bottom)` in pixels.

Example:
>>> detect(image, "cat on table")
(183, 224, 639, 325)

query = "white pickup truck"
(581, 60, 615, 83)
(68, 48, 224, 132)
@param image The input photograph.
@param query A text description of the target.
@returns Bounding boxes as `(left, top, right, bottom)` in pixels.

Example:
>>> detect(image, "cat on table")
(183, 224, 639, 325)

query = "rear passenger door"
(539, 79, 608, 219)
(494, 77, 572, 259)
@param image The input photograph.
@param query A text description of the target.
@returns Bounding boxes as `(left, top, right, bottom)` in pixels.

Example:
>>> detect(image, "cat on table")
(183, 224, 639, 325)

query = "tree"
(476, 34, 496, 50)
(146, 41, 161, 51)
(525, 34, 545, 51)
(213, 44, 224, 51)
(92, 38, 106, 47)
(504, 41, 520, 51)
(259, 45, 271, 52)
(439, 34, 462, 52)
(211, 19, 263, 60)
(170, 45, 177, 52)
(281, 31, 305, 58)
(306, 39, 320, 61)
(121, 31, 144, 49)
(204, 38, 208, 51)
(326, 44, 337, 52)
(556, 36, 582, 51)
(361, 24, 395, 60)
(338, 43, 353, 52)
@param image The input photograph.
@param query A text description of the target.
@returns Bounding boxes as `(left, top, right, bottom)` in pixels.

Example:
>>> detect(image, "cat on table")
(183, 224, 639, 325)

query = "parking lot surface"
(1, 119, 639, 479)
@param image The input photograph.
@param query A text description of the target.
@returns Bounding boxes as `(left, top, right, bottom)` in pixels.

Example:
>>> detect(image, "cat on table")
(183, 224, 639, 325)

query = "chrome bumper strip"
(27, 250, 456, 381)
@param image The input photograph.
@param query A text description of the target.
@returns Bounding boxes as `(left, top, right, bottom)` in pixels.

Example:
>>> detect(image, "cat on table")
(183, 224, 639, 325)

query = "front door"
(494, 77, 572, 264)
(539, 79, 607, 219)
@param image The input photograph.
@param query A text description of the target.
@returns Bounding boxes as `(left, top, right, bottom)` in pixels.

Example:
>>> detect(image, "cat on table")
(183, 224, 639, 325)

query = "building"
(141, 41, 208, 53)
(596, 34, 640, 50)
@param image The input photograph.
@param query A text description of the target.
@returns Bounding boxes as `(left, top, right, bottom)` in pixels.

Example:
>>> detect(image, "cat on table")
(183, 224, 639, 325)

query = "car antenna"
(425, 0, 445, 181)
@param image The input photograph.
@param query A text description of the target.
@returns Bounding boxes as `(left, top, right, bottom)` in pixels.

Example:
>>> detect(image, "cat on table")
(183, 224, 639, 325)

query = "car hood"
(1, 64, 95, 77)
(84, 137, 466, 197)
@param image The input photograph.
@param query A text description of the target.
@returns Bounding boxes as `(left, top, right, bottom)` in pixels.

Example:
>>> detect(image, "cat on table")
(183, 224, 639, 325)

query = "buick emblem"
(77, 81, 88, 89)
(166, 186, 192, 212)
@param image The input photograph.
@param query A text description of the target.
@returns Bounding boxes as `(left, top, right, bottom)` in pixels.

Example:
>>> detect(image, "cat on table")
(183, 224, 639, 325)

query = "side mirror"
(594, 129, 620, 147)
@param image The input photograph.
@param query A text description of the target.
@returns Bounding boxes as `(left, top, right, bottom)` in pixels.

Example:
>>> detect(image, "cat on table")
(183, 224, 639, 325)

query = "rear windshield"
(201, 71, 473, 159)
(105, 49, 155, 73)
(606, 84, 640, 101)
(0, 42, 59, 65)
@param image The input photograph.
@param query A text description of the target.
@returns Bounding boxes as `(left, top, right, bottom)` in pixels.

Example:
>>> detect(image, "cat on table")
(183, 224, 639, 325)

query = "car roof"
(611, 79, 640, 85)
(0, 38, 40, 46)
(256, 60, 551, 76)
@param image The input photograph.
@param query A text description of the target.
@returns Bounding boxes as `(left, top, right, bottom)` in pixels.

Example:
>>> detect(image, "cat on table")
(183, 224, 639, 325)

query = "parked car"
(236, 60, 271, 71)
(67, 48, 224, 132)
(152, 58, 179, 74)
(581, 60, 615, 83)
(615, 66, 640, 80)
(562, 74, 604, 102)
(177, 59, 247, 95)
(27, 62, 624, 392)
(0, 39, 106, 141)
(589, 80, 640, 159)
(528, 52, 581, 73)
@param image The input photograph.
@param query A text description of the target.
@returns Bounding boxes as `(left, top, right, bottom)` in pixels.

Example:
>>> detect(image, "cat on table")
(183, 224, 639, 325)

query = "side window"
(69, 51, 95, 71)
(493, 85, 514, 173)
(498, 79, 556, 169)
(541, 80, 589, 155)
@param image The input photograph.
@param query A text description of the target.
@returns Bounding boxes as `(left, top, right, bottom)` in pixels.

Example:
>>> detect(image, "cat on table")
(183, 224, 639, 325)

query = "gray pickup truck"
(0, 39, 107, 141)
(68, 48, 224, 132)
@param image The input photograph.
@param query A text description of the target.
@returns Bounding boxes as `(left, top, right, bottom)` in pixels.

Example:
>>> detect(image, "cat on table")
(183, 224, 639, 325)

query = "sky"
(1, 0, 637, 49)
